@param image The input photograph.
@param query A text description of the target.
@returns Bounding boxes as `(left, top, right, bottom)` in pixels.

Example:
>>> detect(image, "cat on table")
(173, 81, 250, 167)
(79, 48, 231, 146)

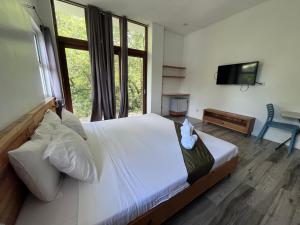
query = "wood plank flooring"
(164, 116, 300, 225)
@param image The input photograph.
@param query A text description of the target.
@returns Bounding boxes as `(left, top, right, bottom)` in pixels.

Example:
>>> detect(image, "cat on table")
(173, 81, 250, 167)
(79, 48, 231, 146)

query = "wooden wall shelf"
(161, 64, 187, 116)
(163, 65, 186, 70)
(203, 108, 255, 136)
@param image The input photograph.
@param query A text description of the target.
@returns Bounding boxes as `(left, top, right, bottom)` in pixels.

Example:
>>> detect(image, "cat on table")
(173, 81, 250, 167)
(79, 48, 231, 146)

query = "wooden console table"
(203, 108, 256, 135)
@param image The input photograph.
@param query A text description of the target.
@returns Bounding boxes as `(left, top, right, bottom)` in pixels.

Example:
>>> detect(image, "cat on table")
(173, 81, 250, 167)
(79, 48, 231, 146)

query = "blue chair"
(257, 104, 300, 154)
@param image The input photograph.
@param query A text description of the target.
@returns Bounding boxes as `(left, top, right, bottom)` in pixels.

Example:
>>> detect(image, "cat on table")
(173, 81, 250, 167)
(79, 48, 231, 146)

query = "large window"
(112, 19, 147, 116)
(53, 0, 147, 119)
(53, 0, 90, 119)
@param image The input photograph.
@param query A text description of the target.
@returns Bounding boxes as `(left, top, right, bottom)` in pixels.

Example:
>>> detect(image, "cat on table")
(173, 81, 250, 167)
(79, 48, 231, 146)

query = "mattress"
(16, 114, 238, 225)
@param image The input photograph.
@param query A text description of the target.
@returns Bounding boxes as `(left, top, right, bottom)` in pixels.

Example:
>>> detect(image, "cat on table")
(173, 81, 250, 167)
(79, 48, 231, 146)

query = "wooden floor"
(164, 116, 300, 225)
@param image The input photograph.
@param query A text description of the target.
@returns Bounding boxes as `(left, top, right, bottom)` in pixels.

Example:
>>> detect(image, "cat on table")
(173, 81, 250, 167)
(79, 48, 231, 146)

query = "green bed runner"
(174, 122, 215, 184)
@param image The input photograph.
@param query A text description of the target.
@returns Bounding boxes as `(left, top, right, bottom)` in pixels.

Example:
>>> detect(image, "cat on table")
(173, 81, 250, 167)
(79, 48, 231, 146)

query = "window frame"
(57, 37, 89, 112)
(51, 0, 148, 114)
(32, 20, 53, 98)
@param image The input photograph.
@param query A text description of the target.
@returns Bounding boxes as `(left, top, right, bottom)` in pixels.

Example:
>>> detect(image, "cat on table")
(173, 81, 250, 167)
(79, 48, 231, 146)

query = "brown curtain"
(40, 26, 63, 99)
(118, 16, 129, 118)
(85, 5, 116, 121)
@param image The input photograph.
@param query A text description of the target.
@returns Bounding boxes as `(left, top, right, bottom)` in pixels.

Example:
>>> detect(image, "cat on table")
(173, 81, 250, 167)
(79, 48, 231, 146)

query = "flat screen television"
(216, 61, 259, 85)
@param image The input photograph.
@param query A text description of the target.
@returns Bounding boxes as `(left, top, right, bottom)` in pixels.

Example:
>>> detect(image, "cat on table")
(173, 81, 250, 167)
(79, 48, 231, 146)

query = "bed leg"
(227, 173, 231, 178)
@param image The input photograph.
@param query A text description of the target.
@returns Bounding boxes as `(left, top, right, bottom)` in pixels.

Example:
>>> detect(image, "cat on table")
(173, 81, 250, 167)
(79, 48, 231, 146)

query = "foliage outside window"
(54, 0, 87, 40)
(113, 17, 120, 46)
(65, 48, 92, 119)
(128, 22, 145, 51)
(128, 56, 143, 114)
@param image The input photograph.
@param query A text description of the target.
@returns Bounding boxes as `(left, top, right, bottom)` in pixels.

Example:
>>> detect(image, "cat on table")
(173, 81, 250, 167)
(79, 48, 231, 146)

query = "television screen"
(216, 61, 259, 85)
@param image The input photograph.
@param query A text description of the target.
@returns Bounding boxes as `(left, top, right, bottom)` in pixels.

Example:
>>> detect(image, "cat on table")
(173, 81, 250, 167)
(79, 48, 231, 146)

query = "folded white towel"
(182, 119, 193, 128)
(180, 126, 192, 137)
(181, 119, 193, 136)
(180, 119, 198, 150)
(181, 134, 198, 150)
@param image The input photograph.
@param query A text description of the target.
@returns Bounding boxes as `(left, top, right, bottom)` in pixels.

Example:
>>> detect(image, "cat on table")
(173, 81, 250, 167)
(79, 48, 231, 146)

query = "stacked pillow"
(61, 109, 88, 140)
(8, 138, 61, 201)
(31, 110, 61, 141)
(43, 125, 97, 183)
(9, 109, 97, 202)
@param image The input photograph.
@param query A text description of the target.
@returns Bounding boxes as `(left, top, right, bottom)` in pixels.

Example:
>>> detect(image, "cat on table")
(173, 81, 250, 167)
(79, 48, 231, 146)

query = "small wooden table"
(275, 110, 300, 150)
(203, 108, 255, 136)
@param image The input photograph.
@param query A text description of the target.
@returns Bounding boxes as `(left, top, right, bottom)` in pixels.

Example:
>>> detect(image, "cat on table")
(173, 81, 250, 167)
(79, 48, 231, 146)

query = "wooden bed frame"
(0, 98, 238, 225)
(0, 98, 56, 225)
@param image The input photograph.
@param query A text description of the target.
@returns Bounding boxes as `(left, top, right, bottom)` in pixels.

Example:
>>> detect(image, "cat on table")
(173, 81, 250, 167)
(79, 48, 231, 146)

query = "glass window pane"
(128, 56, 143, 115)
(114, 54, 120, 116)
(54, 0, 87, 40)
(113, 17, 120, 46)
(33, 33, 52, 97)
(128, 22, 145, 50)
(65, 48, 91, 121)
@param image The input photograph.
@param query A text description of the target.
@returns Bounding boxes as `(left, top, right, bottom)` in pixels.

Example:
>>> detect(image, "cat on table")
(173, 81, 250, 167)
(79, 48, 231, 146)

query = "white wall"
(0, 0, 45, 129)
(33, 0, 56, 42)
(162, 30, 185, 115)
(182, 0, 300, 148)
(147, 23, 164, 114)
(163, 30, 184, 66)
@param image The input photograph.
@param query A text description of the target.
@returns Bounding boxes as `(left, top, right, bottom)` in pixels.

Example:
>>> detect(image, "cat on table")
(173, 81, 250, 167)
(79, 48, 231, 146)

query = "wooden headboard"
(0, 97, 56, 225)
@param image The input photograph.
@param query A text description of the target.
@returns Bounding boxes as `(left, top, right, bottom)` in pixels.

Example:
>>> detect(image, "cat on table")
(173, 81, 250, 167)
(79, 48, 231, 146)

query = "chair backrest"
(266, 104, 274, 121)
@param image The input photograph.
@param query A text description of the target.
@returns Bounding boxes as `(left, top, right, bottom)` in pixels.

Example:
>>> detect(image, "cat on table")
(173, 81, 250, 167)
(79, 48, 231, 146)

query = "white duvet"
(16, 114, 238, 225)
(78, 114, 188, 225)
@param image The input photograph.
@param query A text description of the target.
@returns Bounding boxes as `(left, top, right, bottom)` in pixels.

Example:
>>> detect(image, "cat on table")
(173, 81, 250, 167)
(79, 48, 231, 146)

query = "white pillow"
(8, 139, 62, 202)
(61, 109, 87, 140)
(43, 109, 61, 128)
(31, 110, 61, 141)
(31, 121, 54, 141)
(43, 125, 97, 183)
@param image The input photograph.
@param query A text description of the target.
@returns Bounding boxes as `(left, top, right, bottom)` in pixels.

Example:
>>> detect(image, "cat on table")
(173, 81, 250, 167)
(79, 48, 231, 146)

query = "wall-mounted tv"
(216, 61, 259, 85)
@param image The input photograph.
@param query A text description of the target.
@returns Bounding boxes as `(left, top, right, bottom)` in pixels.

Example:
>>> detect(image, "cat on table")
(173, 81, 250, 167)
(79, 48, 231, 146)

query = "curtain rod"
(56, 0, 148, 28)
(22, 3, 44, 25)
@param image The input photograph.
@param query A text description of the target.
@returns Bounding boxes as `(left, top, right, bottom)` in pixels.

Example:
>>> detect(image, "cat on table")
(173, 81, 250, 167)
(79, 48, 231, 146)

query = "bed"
(0, 98, 238, 225)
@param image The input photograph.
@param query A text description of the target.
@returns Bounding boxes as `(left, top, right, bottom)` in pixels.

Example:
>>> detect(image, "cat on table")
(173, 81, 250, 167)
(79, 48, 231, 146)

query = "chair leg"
(257, 124, 269, 141)
(288, 131, 298, 155)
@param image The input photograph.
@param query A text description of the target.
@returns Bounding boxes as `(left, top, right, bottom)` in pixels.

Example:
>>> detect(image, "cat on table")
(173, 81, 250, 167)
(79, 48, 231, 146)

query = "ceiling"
(72, 0, 269, 34)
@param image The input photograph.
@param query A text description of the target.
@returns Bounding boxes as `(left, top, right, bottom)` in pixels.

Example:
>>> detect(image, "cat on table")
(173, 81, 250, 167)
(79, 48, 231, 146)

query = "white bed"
(16, 114, 238, 225)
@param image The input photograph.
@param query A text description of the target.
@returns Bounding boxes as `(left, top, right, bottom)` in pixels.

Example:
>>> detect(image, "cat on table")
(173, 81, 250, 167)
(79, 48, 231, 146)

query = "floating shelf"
(163, 65, 186, 70)
(162, 93, 190, 97)
(162, 75, 185, 79)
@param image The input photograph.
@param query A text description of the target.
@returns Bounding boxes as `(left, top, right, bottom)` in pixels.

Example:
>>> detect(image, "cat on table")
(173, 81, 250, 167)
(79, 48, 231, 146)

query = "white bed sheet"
(16, 114, 238, 225)
(196, 130, 238, 170)
(16, 177, 79, 225)
(78, 114, 188, 225)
